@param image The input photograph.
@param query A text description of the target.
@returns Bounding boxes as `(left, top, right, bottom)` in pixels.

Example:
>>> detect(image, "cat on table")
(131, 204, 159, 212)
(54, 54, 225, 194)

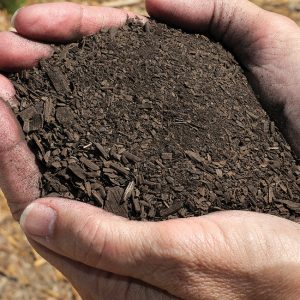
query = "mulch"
(1, 1, 300, 299)
(10, 20, 300, 221)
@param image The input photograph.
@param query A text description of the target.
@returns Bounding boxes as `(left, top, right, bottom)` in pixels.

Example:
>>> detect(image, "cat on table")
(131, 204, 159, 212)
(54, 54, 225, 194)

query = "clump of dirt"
(10, 21, 300, 221)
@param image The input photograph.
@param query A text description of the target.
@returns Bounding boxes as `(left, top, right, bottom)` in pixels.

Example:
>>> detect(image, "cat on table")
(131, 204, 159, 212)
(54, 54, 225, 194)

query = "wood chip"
(44, 66, 71, 94)
(105, 187, 127, 217)
(43, 98, 54, 123)
(132, 195, 141, 213)
(55, 107, 75, 127)
(123, 151, 141, 163)
(123, 181, 135, 202)
(68, 164, 86, 180)
(109, 162, 129, 176)
(161, 153, 173, 160)
(80, 157, 100, 171)
(95, 143, 110, 159)
(92, 190, 104, 206)
(18, 106, 37, 120)
(275, 200, 300, 213)
(185, 150, 205, 163)
(160, 201, 183, 217)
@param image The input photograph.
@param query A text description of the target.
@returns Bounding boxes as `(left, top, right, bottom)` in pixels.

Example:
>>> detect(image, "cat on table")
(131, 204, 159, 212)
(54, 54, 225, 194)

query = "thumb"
(0, 75, 18, 107)
(19, 198, 188, 296)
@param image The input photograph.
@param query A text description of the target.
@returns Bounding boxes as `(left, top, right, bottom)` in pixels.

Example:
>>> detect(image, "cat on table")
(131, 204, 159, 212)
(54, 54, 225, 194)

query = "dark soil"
(10, 21, 300, 221)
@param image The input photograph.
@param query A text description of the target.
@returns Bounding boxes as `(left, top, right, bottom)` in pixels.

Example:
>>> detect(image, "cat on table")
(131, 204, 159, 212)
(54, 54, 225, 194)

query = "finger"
(13, 3, 146, 43)
(0, 32, 52, 72)
(20, 198, 185, 296)
(0, 99, 40, 219)
(31, 241, 175, 300)
(0, 75, 18, 107)
(29, 240, 102, 300)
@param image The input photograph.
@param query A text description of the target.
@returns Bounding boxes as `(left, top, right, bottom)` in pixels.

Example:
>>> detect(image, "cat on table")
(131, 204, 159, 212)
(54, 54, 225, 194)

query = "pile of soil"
(10, 21, 300, 221)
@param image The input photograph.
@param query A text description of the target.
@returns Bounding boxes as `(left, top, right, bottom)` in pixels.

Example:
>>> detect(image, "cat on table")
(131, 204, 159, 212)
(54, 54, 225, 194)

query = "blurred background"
(0, 0, 300, 299)
(1, 0, 300, 30)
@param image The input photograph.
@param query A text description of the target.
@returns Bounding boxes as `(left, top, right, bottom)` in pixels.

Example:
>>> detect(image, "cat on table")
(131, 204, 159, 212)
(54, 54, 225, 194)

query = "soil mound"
(10, 21, 300, 221)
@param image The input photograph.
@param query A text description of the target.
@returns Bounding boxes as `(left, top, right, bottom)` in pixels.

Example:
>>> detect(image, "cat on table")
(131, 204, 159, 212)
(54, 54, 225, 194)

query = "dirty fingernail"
(11, 8, 22, 28)
(20, 203, 57, 237)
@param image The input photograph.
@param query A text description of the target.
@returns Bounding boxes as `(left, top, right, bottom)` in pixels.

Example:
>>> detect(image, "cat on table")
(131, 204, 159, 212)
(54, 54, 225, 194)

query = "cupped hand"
(20, 201, 300, 299)
(1, 1, 300, 299)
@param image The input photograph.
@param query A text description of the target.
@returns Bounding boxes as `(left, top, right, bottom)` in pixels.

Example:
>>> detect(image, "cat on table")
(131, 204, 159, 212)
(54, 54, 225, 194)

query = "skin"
(0, 1, 300, 299)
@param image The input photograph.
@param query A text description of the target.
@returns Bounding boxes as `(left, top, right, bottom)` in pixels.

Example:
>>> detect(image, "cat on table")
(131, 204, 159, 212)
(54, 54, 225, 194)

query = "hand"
(1, 1, 300, 299)
(20, 202, 300, 299)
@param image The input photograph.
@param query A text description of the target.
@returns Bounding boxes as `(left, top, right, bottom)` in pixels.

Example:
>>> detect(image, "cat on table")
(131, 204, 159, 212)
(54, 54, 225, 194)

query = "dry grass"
(0, 191, 81, 299)
(0, 0, 300, 299)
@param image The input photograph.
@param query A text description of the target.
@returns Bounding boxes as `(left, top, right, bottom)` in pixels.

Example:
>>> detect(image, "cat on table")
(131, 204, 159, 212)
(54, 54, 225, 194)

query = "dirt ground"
(0, 1, 300, 299)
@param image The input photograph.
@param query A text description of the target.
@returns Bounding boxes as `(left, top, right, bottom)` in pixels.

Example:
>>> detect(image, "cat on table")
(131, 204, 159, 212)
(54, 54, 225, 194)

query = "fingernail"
(20, 203, 57, 237)
(11, 8, 22, 28)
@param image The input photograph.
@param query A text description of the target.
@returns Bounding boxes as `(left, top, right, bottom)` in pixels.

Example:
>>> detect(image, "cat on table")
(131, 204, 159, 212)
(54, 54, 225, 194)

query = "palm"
(71, 270, 174, 300)
(31, 210, 300, 299)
